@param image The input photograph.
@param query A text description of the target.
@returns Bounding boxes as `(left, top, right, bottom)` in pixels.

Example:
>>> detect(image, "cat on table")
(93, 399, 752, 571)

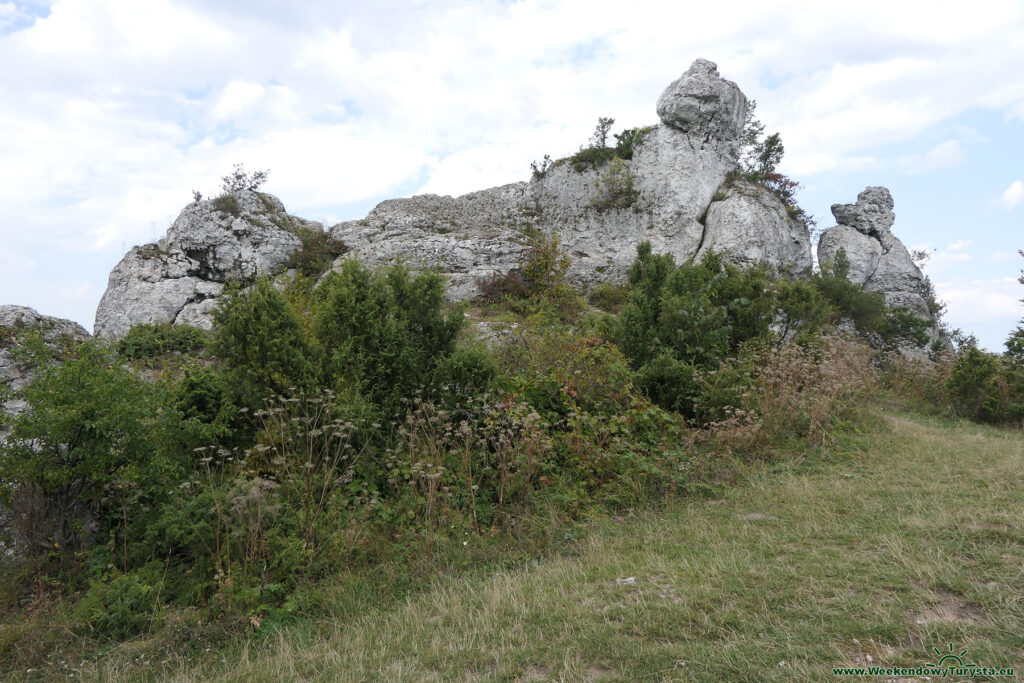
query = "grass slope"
(85, 413, 1024, 681)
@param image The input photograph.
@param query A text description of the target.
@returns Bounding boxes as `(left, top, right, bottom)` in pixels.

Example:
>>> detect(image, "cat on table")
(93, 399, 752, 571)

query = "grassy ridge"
(77, 412, 1024, 681)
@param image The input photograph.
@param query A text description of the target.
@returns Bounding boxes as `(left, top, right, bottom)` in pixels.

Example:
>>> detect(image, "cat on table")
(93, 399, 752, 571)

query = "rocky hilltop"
(91, 59, 924, 340)
(94, 191, 317, 340)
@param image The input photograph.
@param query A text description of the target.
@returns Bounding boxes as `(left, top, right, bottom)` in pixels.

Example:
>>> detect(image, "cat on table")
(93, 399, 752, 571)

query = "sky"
(1, 0, 1022, 350)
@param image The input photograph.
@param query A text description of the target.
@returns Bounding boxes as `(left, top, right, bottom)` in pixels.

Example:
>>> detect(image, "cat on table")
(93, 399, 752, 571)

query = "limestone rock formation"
(330, 58, 785, 295)
(696, 179, 812, 277)
(94, 190, 310, 340)
(1, 305, 90, 437)
(94, 58, 821, 332)
(817, 187, 931, 318)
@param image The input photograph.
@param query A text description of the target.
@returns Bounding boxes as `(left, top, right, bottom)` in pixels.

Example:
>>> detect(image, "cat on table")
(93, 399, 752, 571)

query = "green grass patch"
(55, 412, 1024, 681)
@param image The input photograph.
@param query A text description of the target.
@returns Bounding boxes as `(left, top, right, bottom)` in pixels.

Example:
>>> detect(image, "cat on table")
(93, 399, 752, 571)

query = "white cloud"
(899, 139, 967, 173)
(1000, 180, 1024, 208)
(936, 276, 1022, 349)
(990, 250, 1020, 262)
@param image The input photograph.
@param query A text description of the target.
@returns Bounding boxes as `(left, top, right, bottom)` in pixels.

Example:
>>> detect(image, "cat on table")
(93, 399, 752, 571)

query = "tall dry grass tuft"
(880, 351, 954, 415)
(696, 338, 877, 453)
(755, 337, 876, 446)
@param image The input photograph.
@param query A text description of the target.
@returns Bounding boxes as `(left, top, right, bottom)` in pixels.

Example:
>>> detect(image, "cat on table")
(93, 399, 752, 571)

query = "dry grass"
(62, 411, 1024, 682)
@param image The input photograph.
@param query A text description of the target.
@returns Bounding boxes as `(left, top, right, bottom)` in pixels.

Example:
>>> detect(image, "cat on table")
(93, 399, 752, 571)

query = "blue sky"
(1, 0, 1022, 350)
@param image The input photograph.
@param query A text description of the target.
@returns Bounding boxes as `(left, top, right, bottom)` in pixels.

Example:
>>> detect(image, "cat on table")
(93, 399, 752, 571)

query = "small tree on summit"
(591, 117, 615, 149)
(220, 163, 269, 194)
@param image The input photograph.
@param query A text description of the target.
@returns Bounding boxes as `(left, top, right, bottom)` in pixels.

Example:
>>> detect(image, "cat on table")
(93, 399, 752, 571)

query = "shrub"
(221, 163, 268, 194)
(77, 565, 164, 639)
(569, 145, 616, 172)
(429, 344, 499, 406)
(117, 322, 208, 361)
(773, 278, 835, 345)
(477, 228, 573, 306)
(948, 348, 1024, 425)
(530, 154, 553, 180)
(0, 341, 178, 564)
(286, 226, 347, 278)
(211, 278, 321, 412)
(315, 259, 463, 419)
(880, 308, 930, 347)
(587, 282, 631, 313)
(613, 126, 651, 160)
(613, 244, 774, 420)
(813, 264, 886, 334)
(591, 158, 640, 212)
(476, 269, 531, 304)
(500, 322, 635, 420)
(212, 194, 241, 217)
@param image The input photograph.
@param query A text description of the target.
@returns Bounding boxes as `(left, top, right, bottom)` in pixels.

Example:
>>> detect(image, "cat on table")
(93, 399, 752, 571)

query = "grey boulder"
(697, 179, 812, 277)
(94, 190, 307, 340)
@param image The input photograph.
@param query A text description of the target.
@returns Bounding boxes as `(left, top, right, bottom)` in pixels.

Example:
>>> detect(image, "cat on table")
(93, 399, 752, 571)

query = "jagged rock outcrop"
(696, 179, 812, 277)
(817, 187, 931, 318)
(1, 305, 90, 437)
(94, 58, 823, 333)
(94, 190, 313, 340)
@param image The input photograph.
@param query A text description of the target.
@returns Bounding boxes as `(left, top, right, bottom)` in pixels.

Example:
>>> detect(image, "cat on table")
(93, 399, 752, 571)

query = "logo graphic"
(931, 643, 976, 669)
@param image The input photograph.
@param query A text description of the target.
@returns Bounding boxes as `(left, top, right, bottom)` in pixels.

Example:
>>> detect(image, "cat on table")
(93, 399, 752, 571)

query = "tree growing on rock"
(738, 101, 804, 217)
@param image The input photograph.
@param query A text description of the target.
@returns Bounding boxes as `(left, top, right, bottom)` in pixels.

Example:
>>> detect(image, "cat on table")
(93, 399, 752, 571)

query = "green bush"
(315, 259, 463, 418)
(211, 278, 321, 412)
(77, 565, 164, 639)
(880, 308, 930, 347)
(117, 322, 208, 360)
(430, 344, 499, 406)
(569, 145, 616, 172)
(591, 158, 640, 212)
(612, 244, 774, 420)
(0, 341, 184, 563)
(286, 226, 347, 278)
(773, 278, 835, 345)
(500, 322, 635, 420)
(948, 348, 1024, 425)
(813, 259, 886, 334)
(587, 282, 631, 314)
(476, 228, 573, 306)
(613, 126, 651, 160)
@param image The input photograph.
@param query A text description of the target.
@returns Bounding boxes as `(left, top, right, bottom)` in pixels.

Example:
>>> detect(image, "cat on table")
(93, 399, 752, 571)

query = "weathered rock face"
(817, 187, 931, 318)
(330, 185, 530, 301)
(696, 179, 812, 277)
(94, 190, 309, 340)
(656, 57, 747, 151)
(329, 58, 795, 295)
(1, 305, 90, 437)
